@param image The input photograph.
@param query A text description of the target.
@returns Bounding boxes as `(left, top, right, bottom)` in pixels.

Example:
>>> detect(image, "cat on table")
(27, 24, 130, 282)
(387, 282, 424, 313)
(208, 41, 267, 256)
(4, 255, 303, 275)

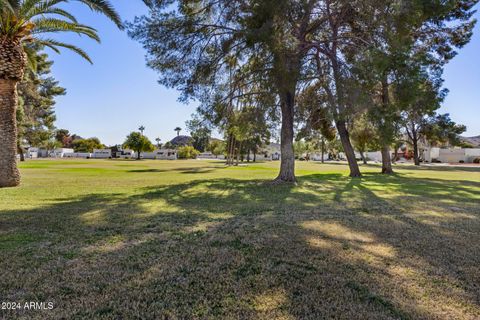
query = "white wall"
(424, 147, 440, 163)
(365, 151, 382, 162)
(465, 149, 480, 162)
(438, 149, 465, 163)
(64, 153, 92, 159)
(311, 153, 329, 161)
(142, 149, 177, 160)
(52, 148, 74, 158)
(198, 152, 225, 160)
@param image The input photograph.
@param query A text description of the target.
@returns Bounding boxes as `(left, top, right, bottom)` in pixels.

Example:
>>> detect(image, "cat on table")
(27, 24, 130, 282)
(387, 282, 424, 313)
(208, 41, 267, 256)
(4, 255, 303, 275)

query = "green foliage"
(0, 0, 123, 64)
(177, 146, 200, 159)
(129, 0, 477, 177)
(458, 141, 474, 149)
(123, 132, 154, 159)
(423, 113, 467, 147)
(54, 129, 71, 147)
(73, 138, 104, 153)
(186, 115, 211, 152)
(208, 140, 226, 157)
(163, 141, 174, 150)
(17, 45, 65, 148)
(42, 139, 61, 151)
(350, 114, 378, 153)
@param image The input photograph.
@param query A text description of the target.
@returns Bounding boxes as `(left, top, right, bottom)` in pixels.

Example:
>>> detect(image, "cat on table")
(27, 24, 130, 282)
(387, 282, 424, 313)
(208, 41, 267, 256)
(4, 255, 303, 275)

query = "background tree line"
(129, 0, 477, 183)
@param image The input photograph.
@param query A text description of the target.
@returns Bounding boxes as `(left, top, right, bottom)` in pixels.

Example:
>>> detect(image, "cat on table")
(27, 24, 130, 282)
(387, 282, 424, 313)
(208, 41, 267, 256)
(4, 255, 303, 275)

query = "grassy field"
(0, 159, 479, 319)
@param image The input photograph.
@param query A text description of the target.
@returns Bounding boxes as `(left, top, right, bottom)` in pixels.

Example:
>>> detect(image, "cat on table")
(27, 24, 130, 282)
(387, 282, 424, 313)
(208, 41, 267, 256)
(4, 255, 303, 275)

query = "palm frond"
(23, 44, 39, 72)
(0, 0, 14, 13)
(1, 0, 122, 67)
(35, 38, 93, 64)
(32, 18, 100, 42)
(76, 0, 124, 29)
(5, 0, 20, 11)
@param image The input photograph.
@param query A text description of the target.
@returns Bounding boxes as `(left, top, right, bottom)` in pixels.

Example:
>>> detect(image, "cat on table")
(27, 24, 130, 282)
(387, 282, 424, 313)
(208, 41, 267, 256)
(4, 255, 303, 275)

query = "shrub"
(473, 157, 480, 164)
(177, 146, 200, 159)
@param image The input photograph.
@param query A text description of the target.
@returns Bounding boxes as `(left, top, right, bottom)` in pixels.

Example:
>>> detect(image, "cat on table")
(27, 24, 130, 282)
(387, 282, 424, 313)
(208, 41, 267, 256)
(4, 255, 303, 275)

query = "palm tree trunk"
(0, 79, 21, 187)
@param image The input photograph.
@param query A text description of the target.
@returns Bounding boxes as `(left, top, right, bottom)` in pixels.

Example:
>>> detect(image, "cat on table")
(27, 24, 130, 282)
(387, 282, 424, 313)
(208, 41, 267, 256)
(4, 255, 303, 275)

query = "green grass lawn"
(1, 159, 479, 319)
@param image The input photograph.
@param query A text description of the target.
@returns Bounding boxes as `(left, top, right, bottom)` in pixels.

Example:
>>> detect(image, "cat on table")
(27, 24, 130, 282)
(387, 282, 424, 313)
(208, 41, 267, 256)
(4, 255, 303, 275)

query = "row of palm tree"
(0, 0, 123, 187)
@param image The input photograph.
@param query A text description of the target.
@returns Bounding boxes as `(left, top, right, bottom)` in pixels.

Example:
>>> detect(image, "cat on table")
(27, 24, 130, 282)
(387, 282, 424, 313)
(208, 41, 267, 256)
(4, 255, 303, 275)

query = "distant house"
(64, 152, 92, 159)
(198, 152, 225, 160)
(142, 149, 177, 160)
(92, 149, 112, 159)
(338, 152, 362, 161)
(258, 143, 281, 161)
(364, 151, 383, 162)
(26, 147, 50, 158)
(425, 147, 480, 163)
(27, 147, 39, 159)
(310, 153, 329, 162)
(424, 148, 440, 163)
(114, 149, 135, 159)
(51, 148, 74, 158)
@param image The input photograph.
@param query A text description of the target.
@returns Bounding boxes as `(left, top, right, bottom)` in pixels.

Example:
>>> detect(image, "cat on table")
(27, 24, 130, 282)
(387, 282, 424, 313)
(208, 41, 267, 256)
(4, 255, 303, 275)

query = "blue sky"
(50, 1, 479, 146)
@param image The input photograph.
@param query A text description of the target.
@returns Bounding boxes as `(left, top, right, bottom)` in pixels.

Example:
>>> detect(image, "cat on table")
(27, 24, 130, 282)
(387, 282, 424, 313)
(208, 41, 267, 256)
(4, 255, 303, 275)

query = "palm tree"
(174, 127, 181, 137)
(138, 125, 145, 135)
(0, 0, 122, 187)
(155, 137, 161, 148)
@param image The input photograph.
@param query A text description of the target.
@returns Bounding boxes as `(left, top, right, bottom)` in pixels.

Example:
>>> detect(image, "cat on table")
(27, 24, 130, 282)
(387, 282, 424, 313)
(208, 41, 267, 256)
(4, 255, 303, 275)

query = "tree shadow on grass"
(128, 165, 224, 174)
(0, 173, 479, 319)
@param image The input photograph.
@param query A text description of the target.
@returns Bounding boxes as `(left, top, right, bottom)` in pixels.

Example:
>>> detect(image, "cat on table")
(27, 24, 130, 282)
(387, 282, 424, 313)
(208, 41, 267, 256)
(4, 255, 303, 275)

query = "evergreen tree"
(17, 46, 66, 159)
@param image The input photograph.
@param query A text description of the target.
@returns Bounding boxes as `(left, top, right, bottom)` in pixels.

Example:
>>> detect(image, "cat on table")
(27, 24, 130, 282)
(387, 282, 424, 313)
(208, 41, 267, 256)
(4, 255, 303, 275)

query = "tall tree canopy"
(129, 0, 477, 180)
(129, 0, 335, 182)
(123, 132, 155, 160)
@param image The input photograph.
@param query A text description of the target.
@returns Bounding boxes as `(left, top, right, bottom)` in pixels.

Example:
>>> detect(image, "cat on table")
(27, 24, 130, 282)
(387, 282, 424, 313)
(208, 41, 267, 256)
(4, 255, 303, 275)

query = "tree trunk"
(0, 79, 21, 187)
(253, 152, 256, 162)
(0, 40, 26, 188)
(336, 120, 361, 177)
(393, 147, 399, 163)
(381, 145, 394, 174)
(272, 51, 300, 184)
(226, 135, 234, 165)
(137, 150, 141, 160)
(236, 141, 242, 165)
(379, 75, 394, 174)
(321, 138, 325, 164)
(413, 139, 420, 166)
(17, 142, 25, 162)
(360, 151, 367, 165)
(274, 90, 296, 183)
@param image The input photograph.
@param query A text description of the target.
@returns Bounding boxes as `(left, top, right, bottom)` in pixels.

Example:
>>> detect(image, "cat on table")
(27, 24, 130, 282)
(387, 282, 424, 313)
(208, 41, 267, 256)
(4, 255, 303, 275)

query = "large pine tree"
(17, 46, 66, 160)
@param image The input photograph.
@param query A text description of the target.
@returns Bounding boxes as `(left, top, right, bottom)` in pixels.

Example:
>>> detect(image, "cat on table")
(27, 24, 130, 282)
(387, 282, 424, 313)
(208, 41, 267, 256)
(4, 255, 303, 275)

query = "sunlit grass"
(0, 159, 479, 319)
